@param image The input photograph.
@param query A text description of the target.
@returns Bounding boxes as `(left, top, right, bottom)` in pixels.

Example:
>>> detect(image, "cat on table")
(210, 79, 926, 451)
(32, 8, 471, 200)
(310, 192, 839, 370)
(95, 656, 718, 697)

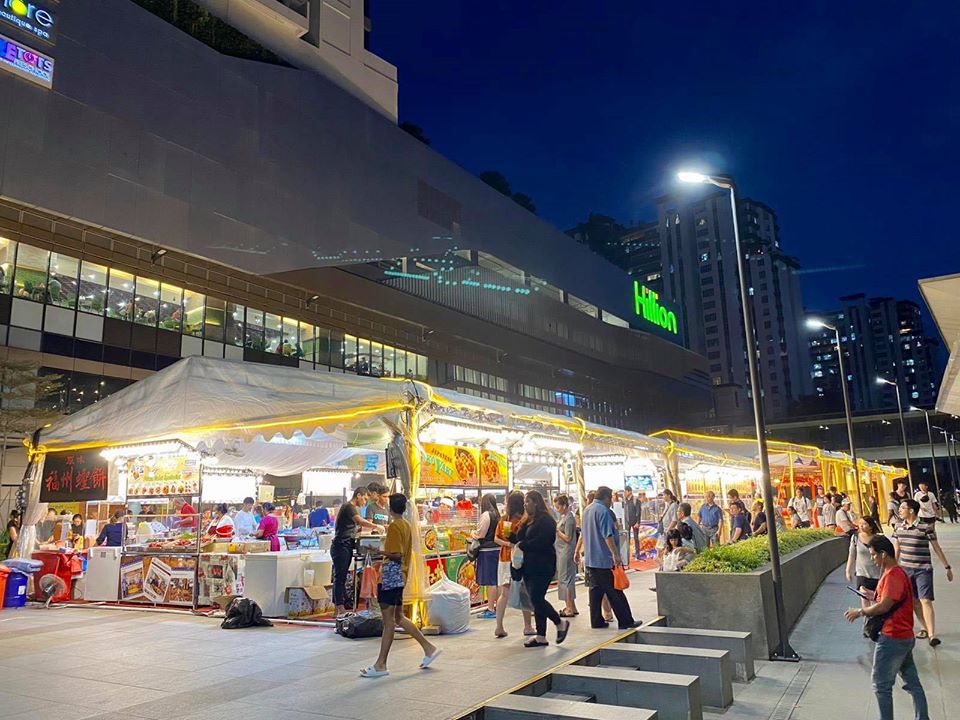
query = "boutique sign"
(0, 0, 57, 44)
(633, 280, 678, 336)
(0, 31, 53, 88)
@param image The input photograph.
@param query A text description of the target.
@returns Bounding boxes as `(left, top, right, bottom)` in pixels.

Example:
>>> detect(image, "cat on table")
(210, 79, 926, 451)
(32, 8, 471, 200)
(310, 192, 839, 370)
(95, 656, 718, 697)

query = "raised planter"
(655, 536, 848, 657)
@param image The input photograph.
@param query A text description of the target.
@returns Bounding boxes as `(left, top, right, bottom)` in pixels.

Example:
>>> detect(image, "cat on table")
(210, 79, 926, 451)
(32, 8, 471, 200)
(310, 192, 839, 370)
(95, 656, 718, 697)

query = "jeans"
(631, 526, 641, 557)
(524, 572, 561, 637)
(331, 539, 355, 607)
(871, 635, 928, 720)
(586, 566, 636, 628)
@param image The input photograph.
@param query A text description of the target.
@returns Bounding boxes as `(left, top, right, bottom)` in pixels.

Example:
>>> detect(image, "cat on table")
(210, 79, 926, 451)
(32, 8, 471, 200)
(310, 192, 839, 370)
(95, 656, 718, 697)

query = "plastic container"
(0, 565, 9, 608)
(3, 570, 27, 608)
(30, 552, 73, 603)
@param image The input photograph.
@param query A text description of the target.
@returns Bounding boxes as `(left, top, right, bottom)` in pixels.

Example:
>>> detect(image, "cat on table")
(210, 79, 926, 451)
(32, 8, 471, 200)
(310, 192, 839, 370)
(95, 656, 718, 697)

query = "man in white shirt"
(233, 496, 258, 538)
(914, 481, 939, 527)
(788, 489, 812, 528)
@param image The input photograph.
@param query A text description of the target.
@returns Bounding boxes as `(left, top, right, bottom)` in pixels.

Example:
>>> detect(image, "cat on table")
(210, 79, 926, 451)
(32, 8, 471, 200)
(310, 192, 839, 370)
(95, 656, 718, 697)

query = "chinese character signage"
(41, 449, 109, 502)
(0, 32, 53, 88)
(0, 0, 58, 45)
(420, 443, 480, 487)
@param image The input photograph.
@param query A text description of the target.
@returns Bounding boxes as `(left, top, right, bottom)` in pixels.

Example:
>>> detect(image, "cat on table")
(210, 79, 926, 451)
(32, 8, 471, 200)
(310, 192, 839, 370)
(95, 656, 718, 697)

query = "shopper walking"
(822, 493, 837, 530)
(493, 491, 534, 638)
(331, 487, 383, 616)
(913, 481, 939, 527)
(581, 486, 641, 630)
(787, 488, 812, 528)
(553, 494, 579, 617)
(846, 515, 883, 618)
(894, 499, 953, 646)
(844, 535, 929, 720)
(941, 490, 958, 524)
(361, 493, 440, 678)
(887, 491, 903, 530)
(515, 491, 569, 647)
(697, 491, 722, 547)
(622, 486, 641, 560)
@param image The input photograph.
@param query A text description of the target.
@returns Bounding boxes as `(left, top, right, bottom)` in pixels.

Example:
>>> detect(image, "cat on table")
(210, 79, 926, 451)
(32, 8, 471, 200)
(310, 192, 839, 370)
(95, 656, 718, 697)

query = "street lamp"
(677, 170, 797, 661)
(933, 425, 957, 494)
(911, 407, 941, 507)
(806, 318, 863, 516)
(876, 376, 913, 491)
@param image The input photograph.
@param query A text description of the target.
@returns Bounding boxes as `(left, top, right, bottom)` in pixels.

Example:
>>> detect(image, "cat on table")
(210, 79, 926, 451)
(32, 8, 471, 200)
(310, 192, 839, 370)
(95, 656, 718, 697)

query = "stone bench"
(624, 626, 755, 682)
(485, 694, 657, 720)
(585, 643, 733, 709)
(551, 665, 701, 720)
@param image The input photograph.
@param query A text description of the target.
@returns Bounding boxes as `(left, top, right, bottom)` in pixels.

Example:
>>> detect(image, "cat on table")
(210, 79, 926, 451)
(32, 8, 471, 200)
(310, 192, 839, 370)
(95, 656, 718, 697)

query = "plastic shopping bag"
(507, 578, 534, 611)
(613, 564, 630, 591)
(426, 576, 471, 634)
(359, 563, 379, 599)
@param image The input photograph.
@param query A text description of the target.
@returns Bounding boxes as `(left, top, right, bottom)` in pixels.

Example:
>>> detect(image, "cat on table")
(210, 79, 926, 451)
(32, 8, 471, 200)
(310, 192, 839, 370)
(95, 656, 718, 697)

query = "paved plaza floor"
(2, 524, 958, 720)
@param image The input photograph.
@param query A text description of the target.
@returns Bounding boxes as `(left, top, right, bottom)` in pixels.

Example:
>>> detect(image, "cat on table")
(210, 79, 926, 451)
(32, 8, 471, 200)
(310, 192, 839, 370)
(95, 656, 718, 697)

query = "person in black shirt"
(622, 486, 641, 560)
(750, 500, 768, 536)
(332, 488, 384, 616)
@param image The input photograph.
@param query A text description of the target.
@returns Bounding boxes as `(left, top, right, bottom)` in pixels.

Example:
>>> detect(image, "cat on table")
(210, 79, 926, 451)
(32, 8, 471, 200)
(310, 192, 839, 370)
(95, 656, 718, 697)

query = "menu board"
(420, 444, 479, 487)
(124, 455, 199, 497)
(121, 554, 196, 606)
(40, 449, 109, 503)
(480, 450, 508, 487)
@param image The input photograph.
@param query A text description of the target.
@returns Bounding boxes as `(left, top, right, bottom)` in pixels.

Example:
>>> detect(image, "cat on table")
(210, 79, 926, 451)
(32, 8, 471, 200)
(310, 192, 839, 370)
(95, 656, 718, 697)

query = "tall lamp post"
(677, 171, 797, 662)
(877, 376, 913, 491)
(807, 318, 863, 515)
(933, 426, 957, 494)
(911, 407, 942, 506)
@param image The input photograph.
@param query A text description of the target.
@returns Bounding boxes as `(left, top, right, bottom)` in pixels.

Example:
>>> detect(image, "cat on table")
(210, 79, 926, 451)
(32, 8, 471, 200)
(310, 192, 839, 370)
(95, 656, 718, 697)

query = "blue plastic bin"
(3, 571, 27, 608)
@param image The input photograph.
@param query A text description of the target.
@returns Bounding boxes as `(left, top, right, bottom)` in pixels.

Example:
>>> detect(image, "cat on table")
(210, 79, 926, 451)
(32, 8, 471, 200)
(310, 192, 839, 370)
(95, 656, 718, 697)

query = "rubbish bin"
(3, 570, 27, 608)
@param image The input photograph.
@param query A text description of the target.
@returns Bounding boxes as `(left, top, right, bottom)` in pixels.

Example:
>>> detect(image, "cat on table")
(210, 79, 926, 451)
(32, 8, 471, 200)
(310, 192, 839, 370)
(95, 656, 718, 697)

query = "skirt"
(476, 547, 500, 587)
(556, 548, 576, 601)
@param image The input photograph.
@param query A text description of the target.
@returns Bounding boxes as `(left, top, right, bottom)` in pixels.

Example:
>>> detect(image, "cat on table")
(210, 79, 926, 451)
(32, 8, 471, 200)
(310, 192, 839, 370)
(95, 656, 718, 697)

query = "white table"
(242, 550, 332, 617)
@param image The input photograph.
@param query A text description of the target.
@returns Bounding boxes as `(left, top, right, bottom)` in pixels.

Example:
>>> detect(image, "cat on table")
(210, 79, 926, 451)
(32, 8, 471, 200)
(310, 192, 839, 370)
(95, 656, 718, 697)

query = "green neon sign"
(633, 281, 678, 335)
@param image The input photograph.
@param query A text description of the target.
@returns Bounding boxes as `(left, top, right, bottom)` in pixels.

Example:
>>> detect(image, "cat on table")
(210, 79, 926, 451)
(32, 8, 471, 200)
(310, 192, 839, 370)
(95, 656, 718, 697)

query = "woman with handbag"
(514, 490, 570, 648)
(494, 491, 534, 638)
(473, 494, 501, 619)
(361, 494, 441, 678)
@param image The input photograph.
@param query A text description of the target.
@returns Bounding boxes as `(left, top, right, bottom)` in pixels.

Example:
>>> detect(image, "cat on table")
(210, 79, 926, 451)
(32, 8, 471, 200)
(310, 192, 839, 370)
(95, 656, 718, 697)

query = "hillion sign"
(0, 0, 57, 45)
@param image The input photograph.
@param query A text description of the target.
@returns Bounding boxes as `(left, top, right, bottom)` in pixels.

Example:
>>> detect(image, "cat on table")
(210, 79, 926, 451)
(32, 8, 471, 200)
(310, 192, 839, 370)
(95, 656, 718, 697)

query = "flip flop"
(420, 649, 442, 669)
(556, 619, 570, 645)
(524, 639, 549, 648)
(360, 666, 389, 678)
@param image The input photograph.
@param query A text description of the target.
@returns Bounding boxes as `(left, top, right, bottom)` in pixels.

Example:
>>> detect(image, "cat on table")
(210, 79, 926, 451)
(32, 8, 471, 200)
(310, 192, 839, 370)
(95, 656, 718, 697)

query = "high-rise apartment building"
(807, 296, 939, 412)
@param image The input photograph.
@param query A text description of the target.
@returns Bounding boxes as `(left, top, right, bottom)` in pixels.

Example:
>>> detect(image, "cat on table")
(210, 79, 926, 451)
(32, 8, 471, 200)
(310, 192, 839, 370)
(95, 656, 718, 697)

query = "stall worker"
(173, 497, 198, 530)
(366, 484, 390, 527)
(332, 488, 384, 616)
(254, 502, 281, 551)
(96, 510, 127, 547)
(36, 508, 57, 544)
(208, 504, 235, 539)
(234, 497, 258, 538)
(308, 500, 331, 529)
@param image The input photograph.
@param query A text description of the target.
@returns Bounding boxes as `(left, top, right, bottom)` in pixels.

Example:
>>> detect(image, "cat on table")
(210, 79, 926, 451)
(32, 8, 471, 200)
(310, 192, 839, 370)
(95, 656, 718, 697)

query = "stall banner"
(420, 444, 479, 487)
(197, 553, 244, 605)
(424, 556, 446, 586)
(444, 554, 483, 605)
(480, 450, 508, 487)
(125, 455, 199, 497)
(121, 555, 196, 606)
(40, 449, 109, 502)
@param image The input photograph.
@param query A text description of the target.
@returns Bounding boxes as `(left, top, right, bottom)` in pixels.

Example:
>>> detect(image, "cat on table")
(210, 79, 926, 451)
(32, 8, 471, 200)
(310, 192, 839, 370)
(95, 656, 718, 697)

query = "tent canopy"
(919, 272, 960, 415)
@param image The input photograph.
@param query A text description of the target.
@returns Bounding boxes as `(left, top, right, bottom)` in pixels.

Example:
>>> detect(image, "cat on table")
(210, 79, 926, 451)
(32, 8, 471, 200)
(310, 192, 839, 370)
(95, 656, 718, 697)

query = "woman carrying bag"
(494, 491, 535, 638)
(473, 494, 502, 619)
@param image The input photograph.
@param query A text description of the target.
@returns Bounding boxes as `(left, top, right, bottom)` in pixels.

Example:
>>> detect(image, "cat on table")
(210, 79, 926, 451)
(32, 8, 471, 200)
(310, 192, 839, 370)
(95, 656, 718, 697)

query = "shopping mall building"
(0, 1, 711, 501)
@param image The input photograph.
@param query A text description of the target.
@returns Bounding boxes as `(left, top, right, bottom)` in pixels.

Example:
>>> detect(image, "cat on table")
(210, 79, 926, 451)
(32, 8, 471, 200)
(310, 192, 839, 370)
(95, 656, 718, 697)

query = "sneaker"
(478, 609, 497, 619)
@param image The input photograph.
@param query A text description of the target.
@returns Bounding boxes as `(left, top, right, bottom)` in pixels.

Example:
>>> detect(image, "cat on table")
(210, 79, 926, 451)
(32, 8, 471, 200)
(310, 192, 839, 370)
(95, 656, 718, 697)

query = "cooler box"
(31, 552, 73, 603)
(84, 546, 121, 601)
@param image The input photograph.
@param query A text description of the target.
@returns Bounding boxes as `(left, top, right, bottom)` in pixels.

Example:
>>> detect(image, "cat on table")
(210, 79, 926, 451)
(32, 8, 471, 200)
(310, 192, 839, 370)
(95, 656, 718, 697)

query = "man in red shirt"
(845, 535, 929, 720)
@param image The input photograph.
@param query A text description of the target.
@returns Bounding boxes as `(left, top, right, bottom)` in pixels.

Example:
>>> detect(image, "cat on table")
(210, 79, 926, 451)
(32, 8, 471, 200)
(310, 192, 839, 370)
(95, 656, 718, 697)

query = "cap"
(841, 497, 852, 505)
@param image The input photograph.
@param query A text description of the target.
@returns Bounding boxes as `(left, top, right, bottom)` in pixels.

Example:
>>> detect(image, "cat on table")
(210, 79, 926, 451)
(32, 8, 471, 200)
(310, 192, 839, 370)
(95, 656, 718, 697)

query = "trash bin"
(3, 570, 28, 608)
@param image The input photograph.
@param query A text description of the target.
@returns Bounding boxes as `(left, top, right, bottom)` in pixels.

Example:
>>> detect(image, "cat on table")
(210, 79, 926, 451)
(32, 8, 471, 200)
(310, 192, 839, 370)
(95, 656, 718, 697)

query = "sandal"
(524, 639, 549, 648)
(559, 609, 578, 617)
(556, 619, 570, 644)
(916, 630, 929, 639)
(360, 666, 389, 678)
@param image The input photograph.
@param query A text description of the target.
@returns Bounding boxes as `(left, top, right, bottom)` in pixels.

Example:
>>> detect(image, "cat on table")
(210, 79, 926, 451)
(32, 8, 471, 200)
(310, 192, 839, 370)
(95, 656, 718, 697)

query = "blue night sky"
(370, 1, 959, 315)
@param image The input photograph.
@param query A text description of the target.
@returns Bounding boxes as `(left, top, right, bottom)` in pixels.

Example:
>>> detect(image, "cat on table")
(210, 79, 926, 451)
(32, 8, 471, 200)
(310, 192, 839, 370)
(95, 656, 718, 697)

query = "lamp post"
(677, 170, 797, 662)
(877, 376, 913, 492)
(934, 426, 957, 494)
(807, 318, 863, 516)
(912, 407, 941, 507)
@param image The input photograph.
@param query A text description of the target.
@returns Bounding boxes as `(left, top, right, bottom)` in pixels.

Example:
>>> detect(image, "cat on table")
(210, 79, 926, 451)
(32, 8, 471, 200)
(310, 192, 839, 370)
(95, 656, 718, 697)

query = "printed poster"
(420, 444, 480, 487)
(480, 450, 508, 487)
(121, 554, 196, 606)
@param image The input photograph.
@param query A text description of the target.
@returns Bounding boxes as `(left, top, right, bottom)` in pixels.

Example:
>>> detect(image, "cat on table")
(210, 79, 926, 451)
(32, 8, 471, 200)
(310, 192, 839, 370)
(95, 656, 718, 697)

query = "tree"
(568, 213, 625, 262)
(399, 121, 431, 146)
(512, 193, 536, 214)
(479, 170, 513, 197)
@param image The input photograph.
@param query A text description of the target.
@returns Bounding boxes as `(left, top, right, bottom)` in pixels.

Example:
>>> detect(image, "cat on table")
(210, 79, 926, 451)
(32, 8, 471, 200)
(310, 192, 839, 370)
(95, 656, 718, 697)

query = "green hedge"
(682, 529, 837, 573)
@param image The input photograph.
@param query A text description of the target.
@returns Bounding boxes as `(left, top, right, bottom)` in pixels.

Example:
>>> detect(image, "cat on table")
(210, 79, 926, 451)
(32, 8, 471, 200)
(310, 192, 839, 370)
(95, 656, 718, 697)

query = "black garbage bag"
(221, 598, 274, 629)
(336, 609, 383, 639)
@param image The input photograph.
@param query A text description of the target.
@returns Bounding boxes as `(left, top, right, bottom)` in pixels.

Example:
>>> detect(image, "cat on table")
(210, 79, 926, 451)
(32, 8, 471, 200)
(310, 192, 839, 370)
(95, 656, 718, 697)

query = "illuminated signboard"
(0, 32, 53, 87)
(633, 281, 678, 335)
(0, 0, 57, 45)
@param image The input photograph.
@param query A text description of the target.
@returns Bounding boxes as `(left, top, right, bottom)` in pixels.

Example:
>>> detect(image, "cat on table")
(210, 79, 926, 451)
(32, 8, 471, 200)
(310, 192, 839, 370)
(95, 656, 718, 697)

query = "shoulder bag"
(865, 593, 906, 642)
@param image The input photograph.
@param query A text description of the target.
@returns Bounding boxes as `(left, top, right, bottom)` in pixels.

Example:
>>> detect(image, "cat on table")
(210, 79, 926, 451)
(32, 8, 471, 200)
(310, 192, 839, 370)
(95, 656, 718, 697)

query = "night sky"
(370, 2, 959, 314)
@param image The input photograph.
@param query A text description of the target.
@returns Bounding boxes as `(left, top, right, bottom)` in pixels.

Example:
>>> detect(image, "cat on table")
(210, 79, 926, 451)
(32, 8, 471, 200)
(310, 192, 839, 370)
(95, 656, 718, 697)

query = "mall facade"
(0, 0, 711, 506)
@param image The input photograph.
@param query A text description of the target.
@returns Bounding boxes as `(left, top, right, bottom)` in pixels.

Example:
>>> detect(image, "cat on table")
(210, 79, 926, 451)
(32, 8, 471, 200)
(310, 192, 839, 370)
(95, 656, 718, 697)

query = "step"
(587, 643, 733, 709)
(539, 691, 596, 703)
(551, 665, 701, 720)
(486, 694, 656, 720)
(625, 626, 755, 682)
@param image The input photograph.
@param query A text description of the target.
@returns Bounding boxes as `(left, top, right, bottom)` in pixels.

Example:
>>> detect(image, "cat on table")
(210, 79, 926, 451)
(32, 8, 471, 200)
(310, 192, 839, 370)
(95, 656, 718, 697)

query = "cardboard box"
(239, 541, 270, 554)
(284, 585, 331, 619)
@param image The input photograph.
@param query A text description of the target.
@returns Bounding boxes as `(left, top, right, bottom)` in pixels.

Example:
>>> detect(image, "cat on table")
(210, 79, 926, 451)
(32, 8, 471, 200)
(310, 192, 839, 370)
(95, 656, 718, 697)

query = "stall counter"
(242, 550, 332, 617)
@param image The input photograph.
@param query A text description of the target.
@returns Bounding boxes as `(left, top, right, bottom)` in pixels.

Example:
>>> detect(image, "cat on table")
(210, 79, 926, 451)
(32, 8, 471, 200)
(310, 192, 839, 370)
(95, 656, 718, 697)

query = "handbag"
(465, 537, 482, 562)
(359, 561, 379, 598)
(865, 595, 905, 642)
(613, 564, 630, 591)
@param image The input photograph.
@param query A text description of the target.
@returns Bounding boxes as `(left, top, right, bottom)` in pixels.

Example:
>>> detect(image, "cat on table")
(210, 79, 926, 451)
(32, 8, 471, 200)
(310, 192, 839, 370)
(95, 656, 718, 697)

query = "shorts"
(498, 560, 512, 586)
(905, 567, 934, 601)
(856, 575, 879, 592)
(377, 583, 404, 607)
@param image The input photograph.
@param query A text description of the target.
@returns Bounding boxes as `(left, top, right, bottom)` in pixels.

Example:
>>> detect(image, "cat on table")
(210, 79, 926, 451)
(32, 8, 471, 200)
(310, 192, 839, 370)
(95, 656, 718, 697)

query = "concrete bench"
(485, 694, 657, 720)
(586, 643, 733, 709)
(625, 626, 755, 682)
(551, 665, 701, 720)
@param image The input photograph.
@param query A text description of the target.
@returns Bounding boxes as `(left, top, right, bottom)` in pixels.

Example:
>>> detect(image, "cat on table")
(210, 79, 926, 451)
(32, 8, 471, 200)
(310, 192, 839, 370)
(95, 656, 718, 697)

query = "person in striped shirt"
(893, 499, 953, 647)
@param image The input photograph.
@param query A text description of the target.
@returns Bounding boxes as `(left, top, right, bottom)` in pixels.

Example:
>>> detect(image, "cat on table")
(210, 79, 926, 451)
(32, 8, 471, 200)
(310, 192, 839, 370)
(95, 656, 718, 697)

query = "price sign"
(40, 449, 109, 502)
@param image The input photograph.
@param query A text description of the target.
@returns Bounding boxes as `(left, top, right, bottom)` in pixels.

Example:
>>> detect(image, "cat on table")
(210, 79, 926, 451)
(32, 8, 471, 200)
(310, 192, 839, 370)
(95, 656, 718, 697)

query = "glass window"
(204, 297, 225, 343)
(13, 244, 49, 302)
(226, 302, 245, 346)
(394, 350, 409, 379)
(328, 330, 344, 369)
(382, 346, 396, 378)
(343, 334, 358, 372)
(182, 290, 204, 337)
(264, 313, 282, 353)
(245, 308, 264, 350)
(0, 237, 16, 294)
(370, 342, 384, 377)
(356, 337, 371, 375)
(106, 268, 134, 320)
(298, 322, 315, 362)
(415, 354, 428, 381)
(282, 318, 298, 356)
(133, 276, 159, 326)
(78, 261, 107, 315)
(313, 326, 330, 367)
(47, 253, 79, 309)
(158, 283, 183, 331)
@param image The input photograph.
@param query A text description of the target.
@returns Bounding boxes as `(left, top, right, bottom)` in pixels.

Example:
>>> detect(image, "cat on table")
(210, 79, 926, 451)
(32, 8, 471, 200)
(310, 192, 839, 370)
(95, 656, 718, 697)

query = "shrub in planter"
(683, 528, 835, 573)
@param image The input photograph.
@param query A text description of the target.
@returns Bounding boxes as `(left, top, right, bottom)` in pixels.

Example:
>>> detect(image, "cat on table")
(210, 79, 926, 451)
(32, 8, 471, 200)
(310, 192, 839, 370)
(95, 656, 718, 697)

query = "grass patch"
(682, 528, 837, 573)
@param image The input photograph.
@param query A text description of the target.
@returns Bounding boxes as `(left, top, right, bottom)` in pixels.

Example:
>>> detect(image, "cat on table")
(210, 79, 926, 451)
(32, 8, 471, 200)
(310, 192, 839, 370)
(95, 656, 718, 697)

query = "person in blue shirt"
(729, 500, 752, 543)
(697, 491, 723, 547)
(96, 510, 126, 547)
(580, 486, 641, 630)
(308, 501, 331, 528)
